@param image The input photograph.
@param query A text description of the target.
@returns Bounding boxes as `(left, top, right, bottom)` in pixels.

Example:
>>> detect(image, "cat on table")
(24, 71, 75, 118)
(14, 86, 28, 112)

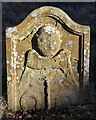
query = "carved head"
(32, 25, 61, 57)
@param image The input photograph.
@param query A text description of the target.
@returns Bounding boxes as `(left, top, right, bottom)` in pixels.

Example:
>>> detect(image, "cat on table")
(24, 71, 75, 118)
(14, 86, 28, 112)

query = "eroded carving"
(6, 6, 90, 110)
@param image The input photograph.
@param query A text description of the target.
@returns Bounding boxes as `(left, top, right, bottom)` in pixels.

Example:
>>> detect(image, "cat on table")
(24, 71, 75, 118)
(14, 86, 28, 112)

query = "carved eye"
(29, 83, 32, 87)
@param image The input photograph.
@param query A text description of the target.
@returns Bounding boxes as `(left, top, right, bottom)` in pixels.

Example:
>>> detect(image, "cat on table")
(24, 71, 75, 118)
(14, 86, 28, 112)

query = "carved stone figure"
(6, 6, 90, 110)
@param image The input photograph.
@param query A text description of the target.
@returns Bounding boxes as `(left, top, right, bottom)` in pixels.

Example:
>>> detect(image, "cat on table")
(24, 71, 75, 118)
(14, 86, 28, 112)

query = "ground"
(1, 99, 96, 120)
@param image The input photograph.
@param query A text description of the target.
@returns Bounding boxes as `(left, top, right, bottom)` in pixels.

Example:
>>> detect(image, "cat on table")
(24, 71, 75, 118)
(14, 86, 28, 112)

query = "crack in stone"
(43, 78, 48, 110)
(19, 50, 30, 82)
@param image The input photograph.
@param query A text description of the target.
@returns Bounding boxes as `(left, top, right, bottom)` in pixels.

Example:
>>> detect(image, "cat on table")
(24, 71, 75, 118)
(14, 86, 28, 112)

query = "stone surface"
(6, 6, 90, 110)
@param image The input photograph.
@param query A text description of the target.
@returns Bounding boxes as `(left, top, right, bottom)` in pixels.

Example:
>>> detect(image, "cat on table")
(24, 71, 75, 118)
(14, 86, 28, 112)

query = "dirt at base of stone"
(1, 104, 96, 120)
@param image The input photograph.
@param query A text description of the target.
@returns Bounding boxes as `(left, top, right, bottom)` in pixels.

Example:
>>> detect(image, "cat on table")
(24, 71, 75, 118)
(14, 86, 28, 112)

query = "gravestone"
(6, 6, 90, 111)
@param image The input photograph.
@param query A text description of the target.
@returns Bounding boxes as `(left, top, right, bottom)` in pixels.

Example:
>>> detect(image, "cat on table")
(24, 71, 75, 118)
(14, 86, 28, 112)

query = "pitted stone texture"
(18, 67, 45, 111)
(37, 25, 61, 57)
(6, 6, 90, 111)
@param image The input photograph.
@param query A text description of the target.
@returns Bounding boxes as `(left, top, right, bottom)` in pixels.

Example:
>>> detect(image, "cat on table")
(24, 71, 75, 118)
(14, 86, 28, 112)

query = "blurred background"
(2, 2, 96, 106)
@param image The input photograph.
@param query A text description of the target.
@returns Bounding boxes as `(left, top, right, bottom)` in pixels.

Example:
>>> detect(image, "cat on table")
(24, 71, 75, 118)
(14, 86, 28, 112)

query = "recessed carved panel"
(6, 6, 90, 110)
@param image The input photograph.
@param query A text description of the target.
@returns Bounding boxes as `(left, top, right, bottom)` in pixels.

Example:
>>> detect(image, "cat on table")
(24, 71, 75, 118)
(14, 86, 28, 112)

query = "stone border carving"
(6, 6, 90, 110)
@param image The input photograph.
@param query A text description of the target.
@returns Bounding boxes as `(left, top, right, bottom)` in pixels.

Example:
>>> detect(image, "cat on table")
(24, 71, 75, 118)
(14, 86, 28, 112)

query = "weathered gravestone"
(6, 6, 90, 111)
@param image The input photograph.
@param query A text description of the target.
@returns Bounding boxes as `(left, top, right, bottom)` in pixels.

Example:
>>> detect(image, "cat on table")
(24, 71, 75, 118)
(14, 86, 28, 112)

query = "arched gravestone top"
(6, 6, 90, 110)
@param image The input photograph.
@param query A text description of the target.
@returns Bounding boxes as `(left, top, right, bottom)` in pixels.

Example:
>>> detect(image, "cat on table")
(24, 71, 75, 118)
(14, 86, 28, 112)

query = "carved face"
(36, 25, 61, 57)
